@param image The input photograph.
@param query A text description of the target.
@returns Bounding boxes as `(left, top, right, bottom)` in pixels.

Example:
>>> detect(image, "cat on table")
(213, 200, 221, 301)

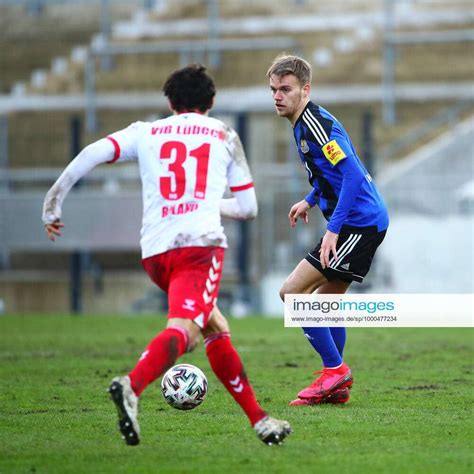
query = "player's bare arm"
(288, 199, 310, 227)
(42, 139, 116, 240)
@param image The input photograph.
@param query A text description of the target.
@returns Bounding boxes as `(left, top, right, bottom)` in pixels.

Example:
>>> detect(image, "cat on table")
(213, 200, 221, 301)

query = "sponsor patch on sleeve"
(322, 139, 347, 165)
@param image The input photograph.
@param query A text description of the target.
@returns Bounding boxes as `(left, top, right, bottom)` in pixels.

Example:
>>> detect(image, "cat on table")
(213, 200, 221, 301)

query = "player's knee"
(167, 317, 200, 352)
(186, 333, 201, 352)
(210, 316, 229, 335)
(279, 286, 285, 302)
(202, 306, 230, 337)
(279, 281, 292, 301)
(280, 278, 308, 301)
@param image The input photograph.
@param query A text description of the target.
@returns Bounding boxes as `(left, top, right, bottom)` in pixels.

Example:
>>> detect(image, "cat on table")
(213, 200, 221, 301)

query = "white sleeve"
(220, 128, 258, 220)
(220, 188, 258, 220)
(42, 138, 115, 225)
(225, 128, 254, 191)
(106, 121, 143, 164)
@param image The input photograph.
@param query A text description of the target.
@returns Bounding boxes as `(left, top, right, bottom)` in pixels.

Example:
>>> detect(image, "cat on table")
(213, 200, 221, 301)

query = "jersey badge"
(322, 140, 346, 165)
(300, 139, 309, 153)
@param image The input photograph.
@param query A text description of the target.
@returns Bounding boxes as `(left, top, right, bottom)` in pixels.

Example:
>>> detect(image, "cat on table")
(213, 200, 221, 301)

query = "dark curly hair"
(163, 64, 216, 113)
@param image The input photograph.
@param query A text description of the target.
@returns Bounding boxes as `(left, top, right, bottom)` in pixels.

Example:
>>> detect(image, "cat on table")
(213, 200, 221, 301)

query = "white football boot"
(108, 376, 140, 446)
(253, 416, 292, 445)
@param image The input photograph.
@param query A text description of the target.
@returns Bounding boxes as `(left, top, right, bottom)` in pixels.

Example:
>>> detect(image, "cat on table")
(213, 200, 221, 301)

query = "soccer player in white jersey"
(42, 65, 291, 446)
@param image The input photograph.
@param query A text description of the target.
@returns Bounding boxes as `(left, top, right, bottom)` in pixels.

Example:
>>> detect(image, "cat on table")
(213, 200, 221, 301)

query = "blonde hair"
(266, 54, 312, 86)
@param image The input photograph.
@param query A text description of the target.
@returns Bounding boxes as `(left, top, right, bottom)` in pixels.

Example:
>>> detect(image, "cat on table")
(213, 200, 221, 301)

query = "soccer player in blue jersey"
(267, 54, 389, 406)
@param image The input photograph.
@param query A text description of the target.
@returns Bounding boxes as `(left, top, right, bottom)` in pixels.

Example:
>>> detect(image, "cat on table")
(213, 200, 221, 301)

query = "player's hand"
(288, 200, 311, 228)
(319, 230, 339, 269)
(44, 220, 64, 241)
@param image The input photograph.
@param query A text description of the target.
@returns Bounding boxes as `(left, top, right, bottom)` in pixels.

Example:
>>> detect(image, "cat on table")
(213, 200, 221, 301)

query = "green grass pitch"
(0, 314, 472, 474)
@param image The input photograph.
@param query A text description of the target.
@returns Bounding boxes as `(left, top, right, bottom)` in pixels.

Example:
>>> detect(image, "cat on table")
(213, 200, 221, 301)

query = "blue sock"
(302, 327, 343, 368)
(330, 327, 346, 358)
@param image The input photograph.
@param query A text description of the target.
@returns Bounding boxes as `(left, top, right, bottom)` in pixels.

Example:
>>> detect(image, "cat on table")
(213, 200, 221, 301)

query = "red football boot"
(323, 387, 350, 404)
(297, 363, 353, 400)
(288, 387, 350, 406)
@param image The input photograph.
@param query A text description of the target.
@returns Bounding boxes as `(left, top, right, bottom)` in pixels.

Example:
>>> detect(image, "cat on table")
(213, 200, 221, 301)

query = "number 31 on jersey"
(159, 141, 210, 201)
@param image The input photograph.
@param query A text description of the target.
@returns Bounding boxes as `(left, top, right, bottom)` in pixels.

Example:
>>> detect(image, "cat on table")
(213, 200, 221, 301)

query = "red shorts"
(142, 246, 225, 329)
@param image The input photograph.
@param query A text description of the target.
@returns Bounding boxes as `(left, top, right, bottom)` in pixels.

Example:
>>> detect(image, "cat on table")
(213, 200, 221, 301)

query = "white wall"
(377, 214, 473, 293)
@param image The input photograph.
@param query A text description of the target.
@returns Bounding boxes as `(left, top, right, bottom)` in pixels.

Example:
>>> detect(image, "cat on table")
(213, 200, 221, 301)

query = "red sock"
(205, 332, 267, 426)
(129, 326, 187, 396)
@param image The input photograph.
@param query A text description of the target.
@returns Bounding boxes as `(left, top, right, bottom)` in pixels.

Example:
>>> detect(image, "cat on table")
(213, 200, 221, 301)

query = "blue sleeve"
(326, 156, 365, 234)
(305, 188, 318, 207)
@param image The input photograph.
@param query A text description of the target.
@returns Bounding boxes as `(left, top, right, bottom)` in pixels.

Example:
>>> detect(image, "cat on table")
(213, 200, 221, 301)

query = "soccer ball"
(161, 364, 208, 410)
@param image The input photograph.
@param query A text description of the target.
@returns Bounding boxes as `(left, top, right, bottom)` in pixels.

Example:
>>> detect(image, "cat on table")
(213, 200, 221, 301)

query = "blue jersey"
(293, 101, 389, 233)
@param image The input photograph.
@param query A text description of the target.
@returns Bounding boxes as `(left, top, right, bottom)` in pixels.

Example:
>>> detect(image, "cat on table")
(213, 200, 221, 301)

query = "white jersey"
(107, 113, 254, 259)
